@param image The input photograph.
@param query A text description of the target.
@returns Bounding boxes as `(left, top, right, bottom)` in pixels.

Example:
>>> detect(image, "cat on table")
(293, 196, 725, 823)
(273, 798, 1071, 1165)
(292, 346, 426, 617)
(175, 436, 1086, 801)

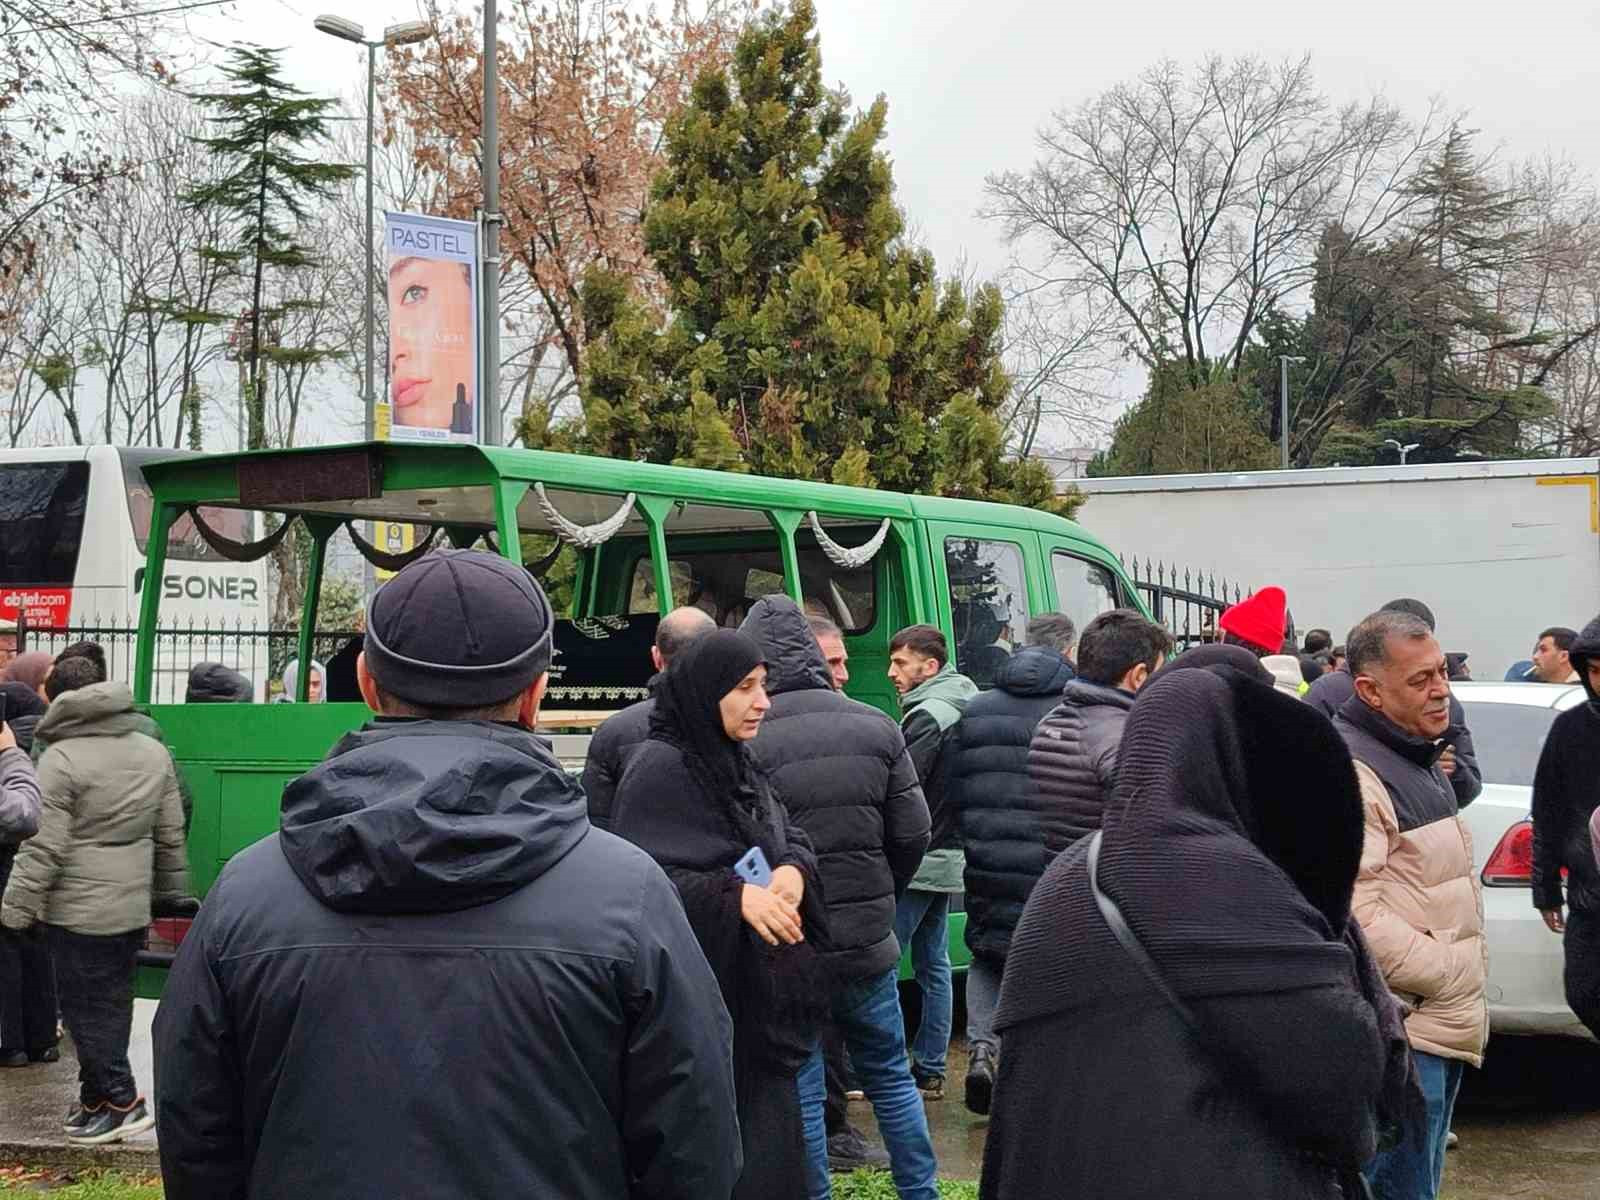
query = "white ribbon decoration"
(807, 512, 890, 570)
(534, 483, 636, 549)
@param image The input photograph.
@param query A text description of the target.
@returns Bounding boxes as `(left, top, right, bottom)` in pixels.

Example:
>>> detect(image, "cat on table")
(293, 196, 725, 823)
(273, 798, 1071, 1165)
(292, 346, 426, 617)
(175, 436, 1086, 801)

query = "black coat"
(153, 720, 740, 1200)
(740, 597, 930, 980)
(1307, 667, 1482, 808)
(580, 696, 654, 832)
(950, 646, 1074, 964)
(1027, 679, 1136, 858)
(1533, 617, 1600, 913)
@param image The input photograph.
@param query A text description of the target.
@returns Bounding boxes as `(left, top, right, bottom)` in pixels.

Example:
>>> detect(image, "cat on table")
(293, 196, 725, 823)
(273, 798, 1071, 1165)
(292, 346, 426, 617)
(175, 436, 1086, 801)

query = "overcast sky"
(180, 0, 1600, 439)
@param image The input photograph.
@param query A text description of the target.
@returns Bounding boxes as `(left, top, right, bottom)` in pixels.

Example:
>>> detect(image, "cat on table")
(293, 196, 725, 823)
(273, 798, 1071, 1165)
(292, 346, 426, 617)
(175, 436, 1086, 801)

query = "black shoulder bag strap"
(1085, 829, 1200, 1031)
(1086, 830, 1376, 1200)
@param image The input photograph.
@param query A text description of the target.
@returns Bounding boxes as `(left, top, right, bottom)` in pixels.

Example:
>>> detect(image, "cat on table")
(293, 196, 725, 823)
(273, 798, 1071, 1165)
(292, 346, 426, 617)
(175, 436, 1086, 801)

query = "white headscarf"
(281, 658, 327, 703)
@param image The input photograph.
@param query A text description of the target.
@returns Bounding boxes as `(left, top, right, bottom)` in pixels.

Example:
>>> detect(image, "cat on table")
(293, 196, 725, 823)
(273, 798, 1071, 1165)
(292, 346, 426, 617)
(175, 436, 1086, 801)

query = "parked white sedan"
(1454, 681, 1590, 1039)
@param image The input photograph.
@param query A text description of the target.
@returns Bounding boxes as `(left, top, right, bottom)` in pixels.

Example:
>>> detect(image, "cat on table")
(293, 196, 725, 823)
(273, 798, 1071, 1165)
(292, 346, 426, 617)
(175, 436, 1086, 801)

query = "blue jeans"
(1366, 1050, 1465, 1200)
(893, 890, 951, 1079)
(797, 968, 938, 1200)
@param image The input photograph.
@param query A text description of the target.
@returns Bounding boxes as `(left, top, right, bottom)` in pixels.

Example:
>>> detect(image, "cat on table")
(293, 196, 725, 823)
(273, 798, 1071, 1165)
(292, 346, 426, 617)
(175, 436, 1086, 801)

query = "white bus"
(0, 446, 270, 699)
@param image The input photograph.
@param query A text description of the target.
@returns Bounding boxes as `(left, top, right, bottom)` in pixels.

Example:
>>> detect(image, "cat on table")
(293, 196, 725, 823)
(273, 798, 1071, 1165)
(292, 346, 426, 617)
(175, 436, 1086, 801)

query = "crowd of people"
(2, 556, 1600, 1199)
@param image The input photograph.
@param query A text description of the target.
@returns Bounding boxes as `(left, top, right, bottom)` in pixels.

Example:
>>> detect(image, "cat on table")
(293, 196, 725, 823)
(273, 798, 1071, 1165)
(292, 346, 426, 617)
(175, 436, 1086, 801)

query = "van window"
(1051, 551, 1121, 640)
(0, 462, 89, 586)
(944, 537, 1028, 688)
(628, 543, 877, 632)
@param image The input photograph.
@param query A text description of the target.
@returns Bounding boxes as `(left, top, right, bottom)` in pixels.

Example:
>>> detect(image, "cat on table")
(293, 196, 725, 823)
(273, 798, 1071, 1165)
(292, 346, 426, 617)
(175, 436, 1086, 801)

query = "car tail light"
(1483, 820, 1535, 886)
(145, 917, 193, 956)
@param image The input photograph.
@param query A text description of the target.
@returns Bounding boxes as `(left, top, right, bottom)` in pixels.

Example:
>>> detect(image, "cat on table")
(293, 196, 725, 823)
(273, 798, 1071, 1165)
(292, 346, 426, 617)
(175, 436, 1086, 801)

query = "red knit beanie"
(1218, 586, 1288, 656)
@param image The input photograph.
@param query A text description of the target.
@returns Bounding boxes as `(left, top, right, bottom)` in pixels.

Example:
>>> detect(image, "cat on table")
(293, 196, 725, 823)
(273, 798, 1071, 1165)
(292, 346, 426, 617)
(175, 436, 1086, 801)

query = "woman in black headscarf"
(612, 629, 827, 1200)
(980, 660, 1418, 1199)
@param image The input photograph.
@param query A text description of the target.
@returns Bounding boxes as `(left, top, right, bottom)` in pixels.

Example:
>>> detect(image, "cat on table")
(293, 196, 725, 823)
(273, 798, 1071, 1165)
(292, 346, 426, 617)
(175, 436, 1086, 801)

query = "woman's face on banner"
(389, 256, 474, 430)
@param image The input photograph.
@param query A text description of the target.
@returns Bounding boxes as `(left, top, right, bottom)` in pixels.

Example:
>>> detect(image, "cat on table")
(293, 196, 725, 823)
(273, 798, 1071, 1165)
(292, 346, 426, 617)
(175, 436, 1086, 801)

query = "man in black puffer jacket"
(949, 613, 1076, 1115)
(739, 595, 936, 1196)
(1532, 613, 1600, 1038)
(154, 551, 741, 1200)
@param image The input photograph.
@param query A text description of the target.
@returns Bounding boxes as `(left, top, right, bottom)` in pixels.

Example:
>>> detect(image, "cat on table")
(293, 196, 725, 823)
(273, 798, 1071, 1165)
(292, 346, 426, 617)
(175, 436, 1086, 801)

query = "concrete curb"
(0, 1138, 161, 1174)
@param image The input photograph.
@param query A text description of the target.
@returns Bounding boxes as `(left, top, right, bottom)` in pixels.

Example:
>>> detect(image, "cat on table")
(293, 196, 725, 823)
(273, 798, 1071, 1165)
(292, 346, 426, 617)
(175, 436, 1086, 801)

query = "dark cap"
(363, 549, 553, 708)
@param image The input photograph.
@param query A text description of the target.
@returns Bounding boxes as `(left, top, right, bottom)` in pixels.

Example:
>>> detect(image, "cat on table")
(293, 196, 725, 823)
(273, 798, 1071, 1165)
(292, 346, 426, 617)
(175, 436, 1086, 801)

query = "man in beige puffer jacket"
(1334, 609, 1486, 1200)
(1, 659, 188, 1146)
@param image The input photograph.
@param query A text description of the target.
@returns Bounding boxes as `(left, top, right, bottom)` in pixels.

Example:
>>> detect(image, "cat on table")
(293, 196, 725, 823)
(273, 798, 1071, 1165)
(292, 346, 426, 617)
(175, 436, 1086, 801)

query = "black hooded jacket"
(739, 597, 930, 980)
(1532, 615, 1600, 914)
(981, 667, 1405, 1200)
(951, 645, 1075, 964)
(184, 662, 252, 704)
(152, 720, 740, 1200)
(582, 694, 656, 831)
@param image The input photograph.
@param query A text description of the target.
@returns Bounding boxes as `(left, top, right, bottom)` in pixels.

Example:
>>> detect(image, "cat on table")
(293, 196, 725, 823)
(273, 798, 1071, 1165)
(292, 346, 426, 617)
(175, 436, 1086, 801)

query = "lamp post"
(1384, 437, 1421, 465)
(1278, 355, 1306, 470)
(313, 14, 432, 445)
(481, 0, 502, 445)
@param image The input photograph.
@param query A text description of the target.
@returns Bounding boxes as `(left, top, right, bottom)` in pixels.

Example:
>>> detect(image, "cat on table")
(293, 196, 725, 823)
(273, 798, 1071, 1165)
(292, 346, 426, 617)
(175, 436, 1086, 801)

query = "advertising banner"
(383, 211, 480, 444)
(0, 586, 72, 627)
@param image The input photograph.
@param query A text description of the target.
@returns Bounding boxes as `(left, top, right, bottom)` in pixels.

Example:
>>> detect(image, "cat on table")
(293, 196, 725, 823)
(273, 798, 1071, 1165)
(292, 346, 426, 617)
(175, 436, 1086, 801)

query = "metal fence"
(1120, 556, 1248, 651)
(15, 617, 358, 704)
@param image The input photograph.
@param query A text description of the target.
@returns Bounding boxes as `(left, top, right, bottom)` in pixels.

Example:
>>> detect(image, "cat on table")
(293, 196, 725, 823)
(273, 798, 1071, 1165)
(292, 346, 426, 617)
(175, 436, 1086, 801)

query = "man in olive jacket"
(1, 658, 189, 1145)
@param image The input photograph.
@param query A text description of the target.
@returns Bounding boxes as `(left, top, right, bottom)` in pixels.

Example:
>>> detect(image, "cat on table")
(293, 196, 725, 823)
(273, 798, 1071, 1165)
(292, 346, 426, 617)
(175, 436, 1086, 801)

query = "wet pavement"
(848, 1036, 1600, 1197)
(6, 1002, 1600, 1195)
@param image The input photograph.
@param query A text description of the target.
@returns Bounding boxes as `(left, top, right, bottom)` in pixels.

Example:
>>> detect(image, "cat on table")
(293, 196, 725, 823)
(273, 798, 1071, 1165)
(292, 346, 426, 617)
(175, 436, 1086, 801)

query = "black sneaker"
(68, 1098, 154, 1146)
(914, 1072, 944, 1101)
(965, 1045, 996, 1116)
(63, 1103, 103, 1134)
(29, 1046, 59, 1064)
(0, 1049, 27, 1068)
(827, 1125, 890, 1173)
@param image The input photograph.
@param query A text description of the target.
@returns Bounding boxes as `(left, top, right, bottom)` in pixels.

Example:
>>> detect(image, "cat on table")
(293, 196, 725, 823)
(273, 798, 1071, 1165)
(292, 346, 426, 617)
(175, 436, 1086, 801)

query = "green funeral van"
(129, 442, 1146, 994)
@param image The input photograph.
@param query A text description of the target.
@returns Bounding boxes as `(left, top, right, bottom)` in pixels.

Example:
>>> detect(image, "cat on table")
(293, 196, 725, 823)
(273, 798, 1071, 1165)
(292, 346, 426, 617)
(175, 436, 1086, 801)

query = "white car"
(1453, 680, 1590, 1039)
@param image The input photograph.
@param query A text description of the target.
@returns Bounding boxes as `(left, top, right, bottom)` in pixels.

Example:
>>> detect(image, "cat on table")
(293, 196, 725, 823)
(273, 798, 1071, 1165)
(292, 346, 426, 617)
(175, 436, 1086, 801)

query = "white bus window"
(944, 537, 1027, 689)
(1050, 551, 1120, 640)
(120, 449, 251, 562)
(0, 462, 89, 586)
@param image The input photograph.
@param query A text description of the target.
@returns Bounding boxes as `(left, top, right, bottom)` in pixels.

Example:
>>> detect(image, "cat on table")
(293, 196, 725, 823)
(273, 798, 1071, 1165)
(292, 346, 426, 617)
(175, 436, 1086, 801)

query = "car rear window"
(1457, 700, 1559, 789)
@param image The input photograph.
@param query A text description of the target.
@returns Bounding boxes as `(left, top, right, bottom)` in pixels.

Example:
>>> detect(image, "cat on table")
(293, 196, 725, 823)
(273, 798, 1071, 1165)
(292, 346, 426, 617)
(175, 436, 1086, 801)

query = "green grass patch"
(833, 1172, 978, 1200)
(0, 1169, 163, 1198)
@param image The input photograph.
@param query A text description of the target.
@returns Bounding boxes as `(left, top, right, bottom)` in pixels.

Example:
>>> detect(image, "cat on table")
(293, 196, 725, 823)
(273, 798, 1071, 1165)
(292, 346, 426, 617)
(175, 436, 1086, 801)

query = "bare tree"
(983, 55, 1448, 384)
(997, 272, 1120, 458)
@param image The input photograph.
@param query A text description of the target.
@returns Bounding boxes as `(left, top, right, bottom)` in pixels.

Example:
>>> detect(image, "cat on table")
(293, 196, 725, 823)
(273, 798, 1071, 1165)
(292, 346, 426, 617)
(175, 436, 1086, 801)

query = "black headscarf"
(1098, 665, 1363, 999)
(650, 629, 766, 819)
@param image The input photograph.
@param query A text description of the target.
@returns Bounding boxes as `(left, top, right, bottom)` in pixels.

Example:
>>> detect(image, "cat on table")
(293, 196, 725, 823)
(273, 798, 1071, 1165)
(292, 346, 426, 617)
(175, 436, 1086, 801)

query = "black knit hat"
(363, 549, 553, 708)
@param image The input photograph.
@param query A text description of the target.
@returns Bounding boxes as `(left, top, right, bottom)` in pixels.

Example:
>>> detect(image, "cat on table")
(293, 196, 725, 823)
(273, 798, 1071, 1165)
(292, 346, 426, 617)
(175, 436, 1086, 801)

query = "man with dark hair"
(2, 662, 188, 1144)
(808, 614, 850, 692)
(887, 623, 976, 1100)
(1030, 608, 1170, 856)
(950, 612, 1078, 1115)
(740, 596, 936, 1194)
(154, 550, 740, 1200)
(1531, 626, 1580, 684)
(1531, 614, 1600, 1039)
(1336, 610, 1486, 1200)
(53, 642, 107, 681)
(580, 605, 716, 830)
(1307, 599, 1482, 810)
(1303, 628, 1334, 656)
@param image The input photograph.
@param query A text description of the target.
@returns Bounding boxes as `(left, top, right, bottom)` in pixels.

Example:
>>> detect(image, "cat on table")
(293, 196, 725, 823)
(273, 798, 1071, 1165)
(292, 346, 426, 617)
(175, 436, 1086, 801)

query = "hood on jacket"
(36, 681, 147, 743)
(739, 595, 832, 696)
(186, 662, 253, 704)
(279, 720, 589, 915)
(1569, 615, 1600, 708)
(903, 661, 980, 732)
(993, 645, 1075, 698)
(1261, 654, 1307, 697)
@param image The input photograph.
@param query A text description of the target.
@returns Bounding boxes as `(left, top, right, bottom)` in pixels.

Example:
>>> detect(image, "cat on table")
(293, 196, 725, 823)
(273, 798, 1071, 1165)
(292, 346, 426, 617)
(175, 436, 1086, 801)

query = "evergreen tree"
(184, 46, 354, 448)
(1090, 362, 1278, 477)
(534, 1, 1064, 513)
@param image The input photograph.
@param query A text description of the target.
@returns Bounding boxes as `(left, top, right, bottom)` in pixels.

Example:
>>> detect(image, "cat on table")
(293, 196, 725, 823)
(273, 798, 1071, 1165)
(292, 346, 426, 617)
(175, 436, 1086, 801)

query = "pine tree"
(536, 1, 1064, 513)
(183, 46, 354, 448)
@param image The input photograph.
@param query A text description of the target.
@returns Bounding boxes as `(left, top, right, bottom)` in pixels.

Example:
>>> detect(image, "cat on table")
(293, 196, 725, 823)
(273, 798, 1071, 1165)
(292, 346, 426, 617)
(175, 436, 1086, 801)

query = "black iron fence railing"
(1120, 556, 1248, 652)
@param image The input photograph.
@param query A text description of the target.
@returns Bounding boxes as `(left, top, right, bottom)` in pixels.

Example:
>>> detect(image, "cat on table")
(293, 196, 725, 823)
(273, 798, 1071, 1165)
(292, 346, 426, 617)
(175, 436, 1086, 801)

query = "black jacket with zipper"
(153, 719, 740, 1200)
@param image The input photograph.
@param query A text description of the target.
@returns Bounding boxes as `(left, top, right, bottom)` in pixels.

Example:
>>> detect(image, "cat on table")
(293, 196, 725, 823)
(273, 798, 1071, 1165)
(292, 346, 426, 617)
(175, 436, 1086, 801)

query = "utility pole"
(1278, 355, 1306, 469)
(480, 0, 502, 445)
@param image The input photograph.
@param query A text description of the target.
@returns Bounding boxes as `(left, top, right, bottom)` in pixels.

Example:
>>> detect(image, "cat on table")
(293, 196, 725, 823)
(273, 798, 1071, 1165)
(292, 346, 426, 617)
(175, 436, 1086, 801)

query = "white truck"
(1072, 457, 1600, 681)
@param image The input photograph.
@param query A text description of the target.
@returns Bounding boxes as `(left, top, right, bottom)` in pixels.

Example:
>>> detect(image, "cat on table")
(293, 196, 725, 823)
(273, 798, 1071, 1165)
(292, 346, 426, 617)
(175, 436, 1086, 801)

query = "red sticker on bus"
(0, 587, 73, 627)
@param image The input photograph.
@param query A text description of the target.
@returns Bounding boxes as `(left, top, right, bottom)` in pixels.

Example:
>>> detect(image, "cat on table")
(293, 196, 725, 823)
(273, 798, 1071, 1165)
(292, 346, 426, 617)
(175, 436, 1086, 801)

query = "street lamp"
(1384, 437, 1421, 465)
(1278, 355, 1306, 470)
(313, 14, 432, 446)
